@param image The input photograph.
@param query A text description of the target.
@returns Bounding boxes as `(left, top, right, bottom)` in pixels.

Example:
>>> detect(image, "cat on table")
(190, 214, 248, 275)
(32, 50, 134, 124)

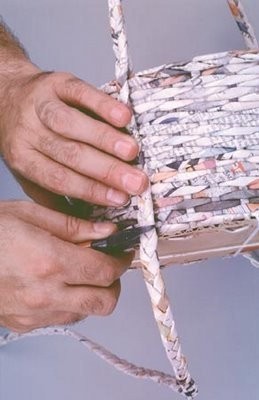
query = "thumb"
(10, 200, 116, 243)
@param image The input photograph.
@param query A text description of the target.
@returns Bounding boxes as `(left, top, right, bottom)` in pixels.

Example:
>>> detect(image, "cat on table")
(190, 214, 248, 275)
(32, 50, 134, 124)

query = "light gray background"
(1, 1, 259, 399)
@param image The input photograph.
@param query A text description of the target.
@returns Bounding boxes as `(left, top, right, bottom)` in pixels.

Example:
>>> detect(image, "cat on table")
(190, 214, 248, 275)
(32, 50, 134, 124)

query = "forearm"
(0, 17, 40, 154)
(0, 17, 39, 85)
(0, 16, 28, 59)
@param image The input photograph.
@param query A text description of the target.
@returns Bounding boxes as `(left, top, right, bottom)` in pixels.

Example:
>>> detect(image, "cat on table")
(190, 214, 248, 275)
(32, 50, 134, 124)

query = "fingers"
(0, 200, 130, 333)
(57, 280, 121, 316)
(14, 174, 93, 218)
(1, 200, 116, 243)
(19, 150, 129, 206)
(1, 202, 134, 284)
(35, 130, 147, 196)
(3, 70, 148, 206)
(59, 246, 134, 286)
(5, 280, 122, 332)
(36, 99, 138, 161)
(3, 312, 85, 333)
(54, 74, 132, 128)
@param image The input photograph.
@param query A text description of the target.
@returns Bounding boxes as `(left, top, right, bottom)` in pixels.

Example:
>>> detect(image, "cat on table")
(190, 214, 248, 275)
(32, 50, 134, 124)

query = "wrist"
(0, 18, 41, 83)
(0, 59, 41, 155)
(0, 57, 40, 85)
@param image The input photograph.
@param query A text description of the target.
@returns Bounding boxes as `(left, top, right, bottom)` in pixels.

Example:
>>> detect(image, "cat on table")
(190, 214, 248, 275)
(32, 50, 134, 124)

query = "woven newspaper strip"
(1, 1, 258, 399)
(227, 0, 258, 49)
(97, 50, 259, 239)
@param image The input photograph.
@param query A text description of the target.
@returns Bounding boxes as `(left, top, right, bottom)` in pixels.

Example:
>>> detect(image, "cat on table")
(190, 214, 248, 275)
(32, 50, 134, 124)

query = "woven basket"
(91, 0, 259, 396)
(92, 0, 259, 268)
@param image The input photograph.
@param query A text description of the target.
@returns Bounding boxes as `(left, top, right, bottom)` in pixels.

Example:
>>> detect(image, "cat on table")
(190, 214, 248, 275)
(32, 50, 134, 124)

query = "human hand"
(0, 66, 148, 208)
(0, 200, 133, 333)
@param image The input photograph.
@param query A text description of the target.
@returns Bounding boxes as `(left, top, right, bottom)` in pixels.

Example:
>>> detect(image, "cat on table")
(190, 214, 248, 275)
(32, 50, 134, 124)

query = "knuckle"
(76, 262, 93, 283)
(33, 257, 58, 279)
(37, 100, 55, 125)
(76, 256, 120, 287)
(5, 138, 23, 171)
(39, 136, 80, 168)
(79, 295, 104, 316)
(76, 284, 120, 317)
(64, 77, 89, 103)
(100, 288, 119, 316)
(58, 142, 80, 167)
(22, 290, 51, 311)
(65, 215, 82, 239)
(94, 124, 109, 149)
(101, 160, 119, 182)
(99, 264, 118, 287)
(85, 179, 99, 202)
(84, 180, 119, 206)
(13, 316, 35, 331)
(28, 70, 56, 86)
(54, 71, 74, 82)
(38, 100, 69, 132)
(20, 158, 39, 182)
(47, 167, 68, 194)
(96, 96, 111, 114)
(58, 313, 84, 326)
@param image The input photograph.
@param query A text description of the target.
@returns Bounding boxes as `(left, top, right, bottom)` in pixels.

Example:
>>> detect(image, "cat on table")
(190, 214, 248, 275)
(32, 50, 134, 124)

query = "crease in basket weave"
(0, 1, 258, 398)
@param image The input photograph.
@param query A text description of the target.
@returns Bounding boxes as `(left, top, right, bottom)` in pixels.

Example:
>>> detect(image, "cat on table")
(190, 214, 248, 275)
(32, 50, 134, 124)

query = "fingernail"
(93, 223, 114, 235)
(106, 188, 128, 205)
(122, 172, 146, 194)
(114, 140, 136, 158)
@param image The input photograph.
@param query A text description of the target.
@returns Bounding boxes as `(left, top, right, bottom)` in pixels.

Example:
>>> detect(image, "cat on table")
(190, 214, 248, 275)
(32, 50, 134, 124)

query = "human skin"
(0, 201, 134, 332)
(0, 22, 148, 211)
(0, 20, 145, 331)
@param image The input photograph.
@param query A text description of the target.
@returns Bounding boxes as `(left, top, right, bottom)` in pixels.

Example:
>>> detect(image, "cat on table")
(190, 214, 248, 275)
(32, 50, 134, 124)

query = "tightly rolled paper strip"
(227, 0, 258, 49)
